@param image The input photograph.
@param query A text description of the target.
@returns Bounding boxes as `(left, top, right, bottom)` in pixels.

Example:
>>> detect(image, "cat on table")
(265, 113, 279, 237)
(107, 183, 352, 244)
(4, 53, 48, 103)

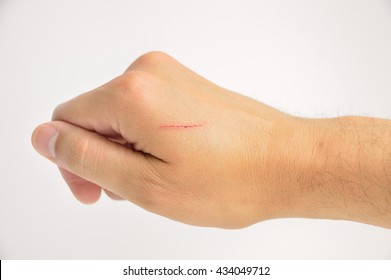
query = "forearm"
(290, 116, 391, 228)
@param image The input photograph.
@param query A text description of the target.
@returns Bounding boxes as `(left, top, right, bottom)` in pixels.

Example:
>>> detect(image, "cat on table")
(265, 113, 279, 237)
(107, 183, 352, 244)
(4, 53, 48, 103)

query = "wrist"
(277, 116, 391, 228)
(253, 115, 331, 220)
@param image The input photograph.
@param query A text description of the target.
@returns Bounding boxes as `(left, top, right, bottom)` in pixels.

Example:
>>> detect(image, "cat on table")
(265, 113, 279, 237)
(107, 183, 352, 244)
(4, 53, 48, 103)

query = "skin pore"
(31, 51, 391, 229)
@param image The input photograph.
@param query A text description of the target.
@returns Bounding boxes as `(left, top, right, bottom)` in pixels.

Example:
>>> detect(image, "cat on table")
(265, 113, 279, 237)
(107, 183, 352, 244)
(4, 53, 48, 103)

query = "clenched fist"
(32, 52, 391, 229)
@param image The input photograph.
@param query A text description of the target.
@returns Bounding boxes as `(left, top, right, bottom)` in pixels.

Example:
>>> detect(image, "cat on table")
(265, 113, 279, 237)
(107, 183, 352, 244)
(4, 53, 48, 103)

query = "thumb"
(31, 121, 152, 199)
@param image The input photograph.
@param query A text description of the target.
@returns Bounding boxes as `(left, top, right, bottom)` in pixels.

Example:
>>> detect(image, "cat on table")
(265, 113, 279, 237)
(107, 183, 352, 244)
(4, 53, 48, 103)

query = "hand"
(32, 52, 391, 229)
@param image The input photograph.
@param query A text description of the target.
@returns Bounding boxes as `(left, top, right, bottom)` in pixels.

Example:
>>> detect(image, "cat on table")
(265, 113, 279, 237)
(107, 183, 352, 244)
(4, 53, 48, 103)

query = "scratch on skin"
(160, 121, 207, 129)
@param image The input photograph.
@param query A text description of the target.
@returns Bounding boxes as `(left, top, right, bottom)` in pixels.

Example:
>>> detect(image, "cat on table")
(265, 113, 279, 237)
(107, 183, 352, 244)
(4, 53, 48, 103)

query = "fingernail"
(32, 125, 59, 158)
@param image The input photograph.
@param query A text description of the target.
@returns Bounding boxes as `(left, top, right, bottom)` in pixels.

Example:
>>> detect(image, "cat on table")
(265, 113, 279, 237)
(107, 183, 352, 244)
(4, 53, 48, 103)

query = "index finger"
(52, 76, 122, 138)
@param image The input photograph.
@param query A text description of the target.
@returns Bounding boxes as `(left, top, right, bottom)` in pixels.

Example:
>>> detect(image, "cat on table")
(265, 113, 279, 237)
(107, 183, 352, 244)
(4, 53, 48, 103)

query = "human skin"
(31, 51, 391, 229)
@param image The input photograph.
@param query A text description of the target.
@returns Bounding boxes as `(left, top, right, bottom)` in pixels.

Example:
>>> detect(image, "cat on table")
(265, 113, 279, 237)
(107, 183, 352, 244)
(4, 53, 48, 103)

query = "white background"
(0, 0, 390, 259)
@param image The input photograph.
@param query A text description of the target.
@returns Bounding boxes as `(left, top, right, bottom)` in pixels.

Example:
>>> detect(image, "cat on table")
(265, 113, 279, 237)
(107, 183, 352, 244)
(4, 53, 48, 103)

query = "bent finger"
(59, 167, 102, 204)
(32, 121, 161, 202)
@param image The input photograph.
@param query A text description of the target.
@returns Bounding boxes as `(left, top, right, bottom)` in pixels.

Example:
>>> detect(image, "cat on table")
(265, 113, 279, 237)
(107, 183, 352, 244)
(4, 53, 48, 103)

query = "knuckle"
(65, 137, 99, 177)
(115, 71, 149, 98)
(122, 70, 148, 91)
(134, 51, 171, 67)
(66, 137, 88, 170)
(52, 103, 65, 121)
(111, 71, 156, 112)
